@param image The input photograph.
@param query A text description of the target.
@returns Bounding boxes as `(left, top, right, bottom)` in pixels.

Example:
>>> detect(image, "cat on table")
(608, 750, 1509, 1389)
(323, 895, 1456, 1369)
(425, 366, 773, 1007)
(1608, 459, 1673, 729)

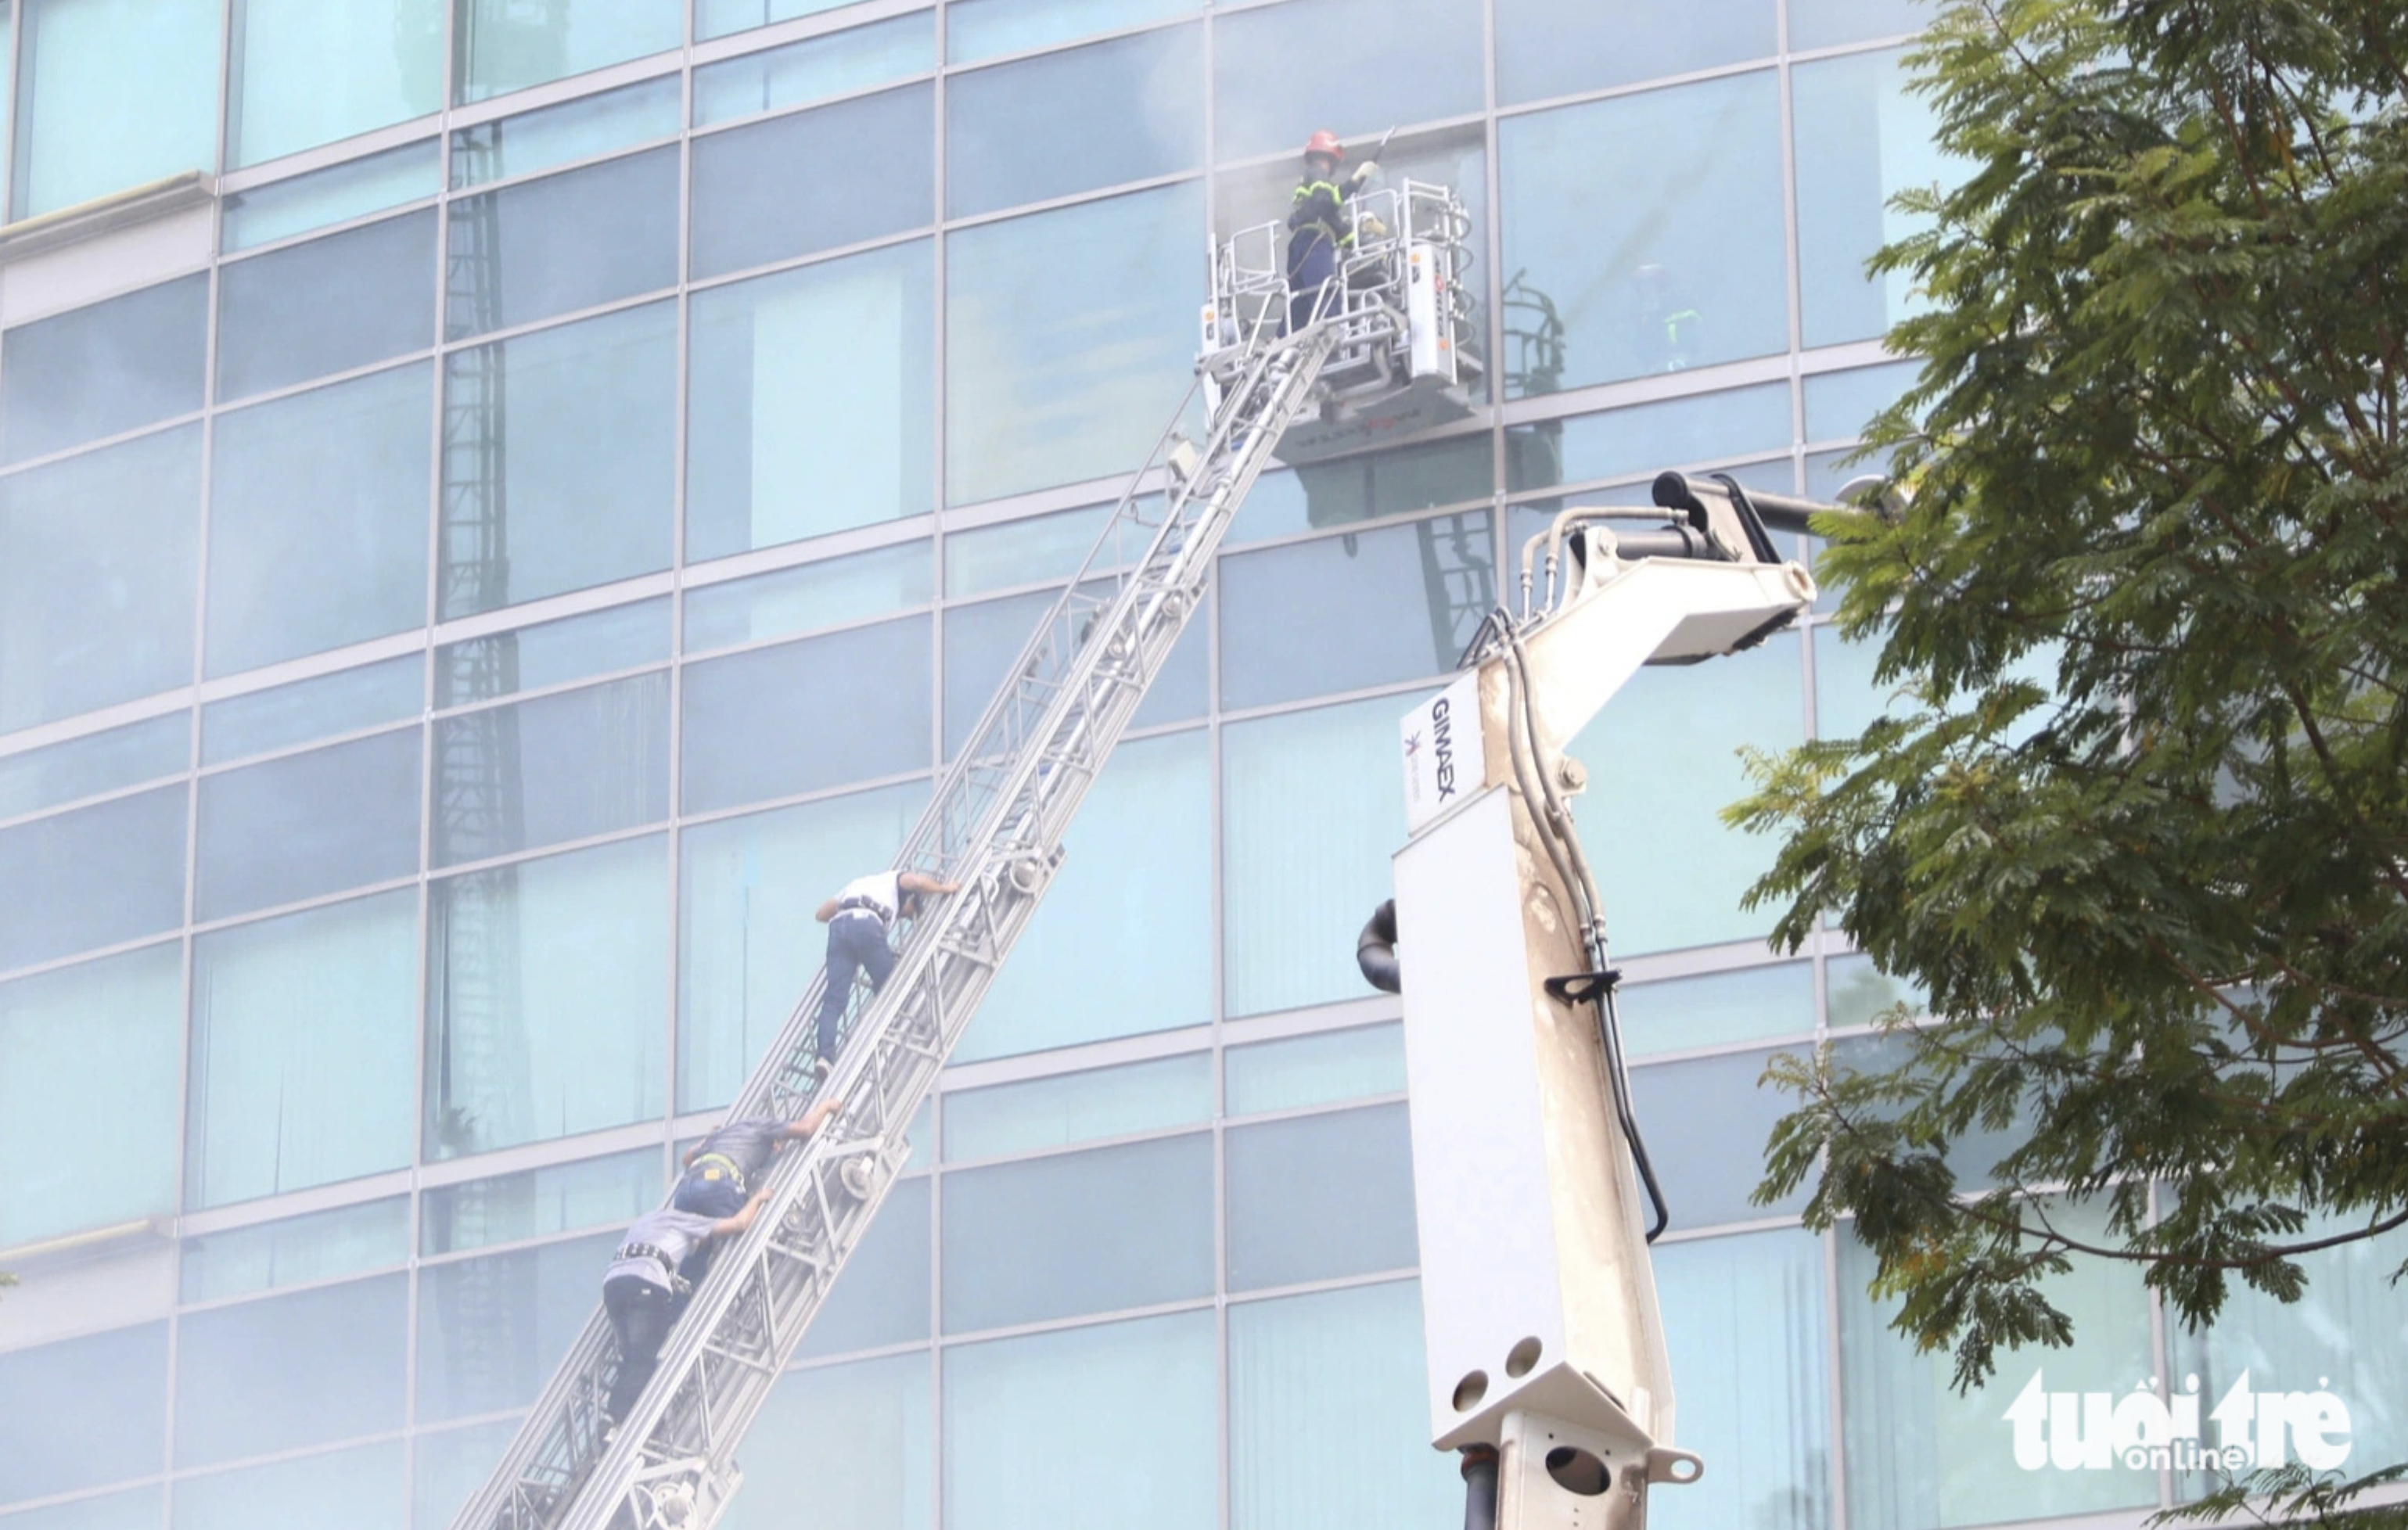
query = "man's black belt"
(616, 1242, 675, 1268)
(836, 896, 890, 919)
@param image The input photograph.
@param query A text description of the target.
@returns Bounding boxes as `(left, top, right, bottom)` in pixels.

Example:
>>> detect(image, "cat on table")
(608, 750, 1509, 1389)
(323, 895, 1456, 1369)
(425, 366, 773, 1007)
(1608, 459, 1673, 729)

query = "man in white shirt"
(810, 867, 958, 1069)
(600, 1187, 771, 1424)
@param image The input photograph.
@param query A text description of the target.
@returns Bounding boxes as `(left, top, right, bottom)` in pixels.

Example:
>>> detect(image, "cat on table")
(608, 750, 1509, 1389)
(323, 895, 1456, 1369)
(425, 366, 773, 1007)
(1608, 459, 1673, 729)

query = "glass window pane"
(221, 138, 441, 251)
(171, 1440, 405, 1530)
(0, 1324, 167, 1505)
(179, 1198, 412, 1305)
(940, 1133, 1213, 1331)
(690, 84, 934, 280)
(685, 544, 933, 652)
(1839, 1199, 2157, 1528)
(1497, 0, 1773, 106)
(1507, 382, 1792, 497)
(228, 0, 442, 167)
(686, 241, 935, 558)
(420, 1147, 663, 1255)
(200, 655, 424, 767)
(216, 212, 437, 401)
(1, 275, 207, 464)
(454, 0, 681, 103)
(1501, 74, 1786, 393)
(944, 1053, 1212, 1162)
(1227, 434, 1493, 546)
(1617, 961, 1815, 1058)
(1222, 692, 1418, 1016)
(942, 505, 1115, 599)
(1805, 361, 1917, 445)
(1630, 1047, 1809, 1230)
(196, 727, 422, 922)
(444, 148, 679, 339)
(1212, 0, 1481, 163)
(435, 598, 670, 707)
(439, 301, 677, 617)
(940, 579, 1206, 750)
(955, 731, 1212, 1059)
(1824, 952, 1926, 1031)
(15, 0, 217, 217)
(949, 0, 1193, 63)
(187, 891, 419, 1207)
(1568, 633, 1802, 954)
(678, 782, 923, 1111)
(0, 788, 187, 974)
(1650, 1230, 1831, 1530)
(205, 367, 433, 676)
(173, 1273, 408, 1467)
(946, 26, 1199, 218)
(1224, 1022, 1406, 1115)
(694, 13, 934, 127)
(942, 1311, 1215, 1530)
(0, 1487, 162, 1530)
(0, 712, 189, 820)
(679, 616, 933, 815)
(1226, 1102, 1417, 1290)
(945, 182, 1202, 507)
(410, 1422, 515, 1530)
(1219, 512, 1493, 710)
(797, 1176, 931, 1359)
(0, 946, 181, 1247)
(414, 1230, 618, 1422)
(1788, 0, 1926, 51)
(725, 1352, 931, 1530)
(428, 673, 670, 865)
(696, 0, 861, 41)
(451, 76, 680, 188)
(1228, 1280, 1457, 1530)
(423, 835, 668, 1158)
(1794, 49, 1953, 349)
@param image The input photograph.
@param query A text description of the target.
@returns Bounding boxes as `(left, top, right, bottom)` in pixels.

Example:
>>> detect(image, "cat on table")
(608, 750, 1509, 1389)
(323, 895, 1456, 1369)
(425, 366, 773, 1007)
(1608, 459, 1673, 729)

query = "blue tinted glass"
(434, 598, 670, 708)
(1223, 1022, 1407, 1115)
(798, 1176, 932, 1357)
(693, 13, 933, 125)
(419, 1148, 663, 1254)
(221, 139, 441, 251)
(1795, 49, 1953, 349)
(728, 1353, 932, 1530)
(195, 728, 420, 921)
(0, 787, 187, 973)
(1789, 0, 1927, 50)
(690, 84, 935, 279)
(943, 505, 1113, 598)
(216, 210, 437, 400)
(948, 0, 1195, 63)
(429, 673, 670, 864)
(1501, 74, 1787, 392)
(173, 1275, 409, 1467)
(180, 1197, 413, 1304)
(1496, 0, 1774, 106)
(686, 240, 936, 557)
(228, 0, 442, 167)
(696, 0, 864, 40)
(1616, 961, 1816, 1058)
(1805, 361, 1917, 444)
(205, 365, 433, 677)
(1228, 435, 1493, 545)
(0, 712, 189, 820)
(15, 0, 216, 217)
(1226, 1102, 1417, 1289)
(411, 1422, 517, 1530)
(451, 76, 681, 187)
(445, 148, 679, 338)
(1823, 951, 1928, 1031)
(938, 580, 1206, 751)
(415, 1230, 619, 1420)
(1508, 382, 1792, 494)
(684, 544, 934, 652)
(454, 0, 681, 103)
(1630, 1047, 1810, 1229)
(171, 1439, 407, 1530)
(0, 1324, 168, 1504)
(0, 276, 207, 464)
(202, 655, 425, 767)
(1212, 0, 1482, 162)
(946, 26, 1201, 218)
(945, 1054, 1213, 1162)
(679, 616, 933, 813)
(2, 1487, 163, 1530)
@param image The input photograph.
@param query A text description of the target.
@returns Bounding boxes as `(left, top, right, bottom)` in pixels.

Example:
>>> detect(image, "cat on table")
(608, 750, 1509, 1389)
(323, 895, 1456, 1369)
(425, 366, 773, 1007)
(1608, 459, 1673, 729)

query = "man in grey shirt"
(671, 1093, 844, 1219)
(602, 1187, 771, 1425)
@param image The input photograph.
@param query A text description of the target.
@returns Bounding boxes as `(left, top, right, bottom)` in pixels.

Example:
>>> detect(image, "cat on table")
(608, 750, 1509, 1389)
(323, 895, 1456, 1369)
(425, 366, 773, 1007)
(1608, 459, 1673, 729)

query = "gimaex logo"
(2004, 1370, 2352, 1473)
(1428, 697, 1458, 799)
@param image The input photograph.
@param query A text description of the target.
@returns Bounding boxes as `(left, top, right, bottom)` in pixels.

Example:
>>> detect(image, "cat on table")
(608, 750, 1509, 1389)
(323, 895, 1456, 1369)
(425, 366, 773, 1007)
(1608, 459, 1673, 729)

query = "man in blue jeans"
(599, 1186, 769, 1425)
(810, 867, 958, 1071)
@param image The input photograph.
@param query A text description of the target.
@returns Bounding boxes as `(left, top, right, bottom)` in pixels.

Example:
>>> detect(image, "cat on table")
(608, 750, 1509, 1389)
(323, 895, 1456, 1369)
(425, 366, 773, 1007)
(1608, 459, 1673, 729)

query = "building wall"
(0, 2, 2399, 1528)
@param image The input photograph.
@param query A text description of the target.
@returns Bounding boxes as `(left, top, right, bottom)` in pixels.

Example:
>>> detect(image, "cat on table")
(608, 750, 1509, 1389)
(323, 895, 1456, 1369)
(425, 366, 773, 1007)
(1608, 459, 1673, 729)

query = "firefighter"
(671, 1094, 846, 1219)
(1285, 130, 1382, 331)
(810, 867, 960, 1070)
(600, 1187, 770, 1425)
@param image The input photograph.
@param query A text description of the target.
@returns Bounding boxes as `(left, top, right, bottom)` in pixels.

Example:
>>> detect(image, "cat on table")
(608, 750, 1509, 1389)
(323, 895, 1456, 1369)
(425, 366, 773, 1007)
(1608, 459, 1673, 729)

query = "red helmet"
(1303, 130, 1345, 163)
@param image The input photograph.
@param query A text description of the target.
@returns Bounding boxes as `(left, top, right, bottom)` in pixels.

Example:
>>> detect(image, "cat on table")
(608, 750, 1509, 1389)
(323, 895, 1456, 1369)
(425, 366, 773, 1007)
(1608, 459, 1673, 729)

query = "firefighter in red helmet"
(1285, 129, 1380, 331)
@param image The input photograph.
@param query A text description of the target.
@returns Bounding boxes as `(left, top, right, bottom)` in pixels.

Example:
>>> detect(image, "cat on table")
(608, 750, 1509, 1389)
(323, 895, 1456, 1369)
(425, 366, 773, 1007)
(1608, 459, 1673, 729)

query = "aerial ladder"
(447, 180, 1484, 1530)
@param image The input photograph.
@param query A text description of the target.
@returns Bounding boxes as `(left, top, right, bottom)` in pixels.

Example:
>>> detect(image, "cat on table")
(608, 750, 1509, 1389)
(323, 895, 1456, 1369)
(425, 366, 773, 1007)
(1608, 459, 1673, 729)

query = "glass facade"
(1, 4, 2379, 1530)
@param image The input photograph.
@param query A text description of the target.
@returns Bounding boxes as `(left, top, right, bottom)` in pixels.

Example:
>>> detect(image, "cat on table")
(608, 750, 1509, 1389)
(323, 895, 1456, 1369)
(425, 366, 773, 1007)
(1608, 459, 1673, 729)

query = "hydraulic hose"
(1357, 899, 1401, 993)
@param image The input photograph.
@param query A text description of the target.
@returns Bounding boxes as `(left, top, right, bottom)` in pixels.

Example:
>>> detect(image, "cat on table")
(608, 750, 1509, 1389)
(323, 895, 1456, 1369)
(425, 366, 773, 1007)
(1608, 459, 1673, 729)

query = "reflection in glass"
(414, 1231, 618, 1421)
(797, 1176, 932, 1358)
(444, 148, 680, 339)
(1631, 1047, 1810, 1228)
(1616, 961, 1815, 1058)
(949, 0, 1195, 63)
(1226, 1103, 1417, 1289)
(0, 711, 189, 821)
(943, 1311, 1216, 1530)
(435, 599, 669, 709)
(0, 1324, 168, 1505)
(947, 27, 1200, 218)
(454, 0, 681, 103)
(1506, 382, 1791, 497)
(180, 1198, 412, 1305)
(1789, 0, 1926, 51)
(687, 241, 935, 558)
(188, 891, 420, 1208)
(172, 1274, 409, 1467)
(0, 275, 207, 464)
(1228, 1280, 1456, 1530)
(411, 1422, 517, 1530)
(206, 365, 433, 676)
(429, 673, 669, 864)
(694, 13, 934, 126)
(940, 579, 1206, 750)
(420, 1148, 662, 1255)
(941, 1134, 1213, 1331)
(14, 0, 216, 217)
(221, 138, 441, 251)
(217, 211, 437, 401)
(946, 183, 1202, 506)
(1224, 1023, 1405, 1115)
(680, 617, 933, 815)
(0, 946, 181, 1248)
(1501, 74, 1786, 392)
(1805, 361, 1918, 445)
(451, 76, 681, 188)
(423, 837, 667, 1160)
(696, 0, 860, 41)
(203, 656, 423, 767)
(171, 1440, 407, 1530)
(728, 1352, 932, 1530)
(228, 0, 442, 167)
(1227, 434, 1492, 545)
(439, 302, 677, 617)
(685, 544, 934, 652)
(944, 505, 1114, 598)
(1794, 49, 1953, 349)
(690, 84, 935, 279)
(945, 1053, 1213, 1162)
(0, 787, 188, 974)
(1213, 0, 1481, 163)
(679, 783, 923, 1111)
(196, 728, 422, 921)
(1496, 0, 1774, 106)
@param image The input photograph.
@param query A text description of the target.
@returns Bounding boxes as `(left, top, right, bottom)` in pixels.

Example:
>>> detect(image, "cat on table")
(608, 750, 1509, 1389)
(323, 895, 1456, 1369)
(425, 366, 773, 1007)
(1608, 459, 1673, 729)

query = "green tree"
(1734, 0, 2408, 1521)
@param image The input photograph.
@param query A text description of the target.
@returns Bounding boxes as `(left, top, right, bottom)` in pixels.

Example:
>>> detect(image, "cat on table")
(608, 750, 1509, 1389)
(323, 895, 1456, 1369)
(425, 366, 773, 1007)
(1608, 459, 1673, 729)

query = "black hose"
(1461, 1446, 1499, 1530)
(1357, 899, 1401, 993)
